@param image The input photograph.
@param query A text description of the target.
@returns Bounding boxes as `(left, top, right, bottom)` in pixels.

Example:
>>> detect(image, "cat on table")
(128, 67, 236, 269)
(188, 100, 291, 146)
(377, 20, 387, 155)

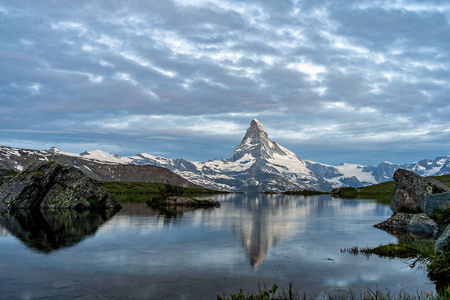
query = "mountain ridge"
(1, 120, 450, 192)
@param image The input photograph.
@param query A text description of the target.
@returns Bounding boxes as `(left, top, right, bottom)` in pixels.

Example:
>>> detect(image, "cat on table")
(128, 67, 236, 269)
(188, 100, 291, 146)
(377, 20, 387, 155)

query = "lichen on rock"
(0, 161, 121, 212)
(391, 169, 450, 214)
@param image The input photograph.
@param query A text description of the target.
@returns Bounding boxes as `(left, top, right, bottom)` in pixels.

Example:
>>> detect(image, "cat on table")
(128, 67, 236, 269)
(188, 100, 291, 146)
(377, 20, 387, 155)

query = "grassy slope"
(334, 174, 450, 203)
(101, 181, 224, 194)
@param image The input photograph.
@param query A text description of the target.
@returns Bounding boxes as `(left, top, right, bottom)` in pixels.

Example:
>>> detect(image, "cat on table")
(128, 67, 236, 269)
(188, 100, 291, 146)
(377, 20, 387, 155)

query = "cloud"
(0, 0, 449, 165)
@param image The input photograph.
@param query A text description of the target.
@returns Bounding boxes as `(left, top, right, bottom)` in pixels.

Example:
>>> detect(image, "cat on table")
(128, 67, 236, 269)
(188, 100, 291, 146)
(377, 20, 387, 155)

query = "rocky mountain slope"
(1, 119, 450, 192)
(0, 146, 201, 188)
(126, 119, 330, 192)
(306, 155, 450, 188)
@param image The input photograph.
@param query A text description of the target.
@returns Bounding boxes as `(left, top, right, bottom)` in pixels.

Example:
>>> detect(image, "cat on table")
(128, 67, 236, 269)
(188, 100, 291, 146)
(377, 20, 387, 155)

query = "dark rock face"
(391, 169, 450, 213)
(374, 213, 441, 237)
(0, 170, 15, 186)
(0, 161, 121, 212)
(420, 192, 450, 217)
(435, 225, 450, 253)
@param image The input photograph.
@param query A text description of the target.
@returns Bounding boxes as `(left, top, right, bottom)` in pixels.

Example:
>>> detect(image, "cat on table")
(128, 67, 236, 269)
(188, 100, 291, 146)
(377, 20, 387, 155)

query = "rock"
(0, 169, 15, 186)
(435, 225, 450, 253)
(407, 213, 442, 236)
(420, 192, 450, 217)
(374, 213, 441, 237)
(375, 213, 414, 229)
(391, 169, 450, 213)
(0, 161, 121, 212)
(165, 196, 196, 206)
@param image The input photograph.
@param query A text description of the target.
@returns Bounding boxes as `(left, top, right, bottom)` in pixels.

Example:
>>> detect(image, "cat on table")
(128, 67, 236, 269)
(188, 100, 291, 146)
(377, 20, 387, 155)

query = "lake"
(0, 194, 435, 299)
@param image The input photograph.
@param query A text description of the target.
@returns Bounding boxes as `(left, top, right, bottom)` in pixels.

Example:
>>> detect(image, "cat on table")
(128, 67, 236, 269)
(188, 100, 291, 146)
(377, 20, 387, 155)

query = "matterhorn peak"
(250, 119, 265, 130)
(231, 119, 288, 161)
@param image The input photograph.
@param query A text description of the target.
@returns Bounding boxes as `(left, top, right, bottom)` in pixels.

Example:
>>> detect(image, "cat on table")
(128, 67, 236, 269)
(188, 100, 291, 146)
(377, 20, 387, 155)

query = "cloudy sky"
(1, 0, 449, 165)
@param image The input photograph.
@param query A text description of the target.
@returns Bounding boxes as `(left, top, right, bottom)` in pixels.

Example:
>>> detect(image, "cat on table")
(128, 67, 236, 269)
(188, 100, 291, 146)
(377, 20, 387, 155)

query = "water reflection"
(0, 194, 434, 299)
(232, 194, 309, 268)
(141, 194, 391, 268)
(0, 209, 117, 253)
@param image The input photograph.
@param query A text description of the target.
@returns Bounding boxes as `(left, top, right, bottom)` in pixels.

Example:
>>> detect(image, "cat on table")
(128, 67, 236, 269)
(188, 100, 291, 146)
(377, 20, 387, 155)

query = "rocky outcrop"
(374, 213, 441, 237)
(435, 225, 450, 253)
(165, 196, 197, 206)
(0, 161, 121, 212)
(0, 169, 16, 186)
(391, 169, 450, 213)
(420, 192, 450, 217)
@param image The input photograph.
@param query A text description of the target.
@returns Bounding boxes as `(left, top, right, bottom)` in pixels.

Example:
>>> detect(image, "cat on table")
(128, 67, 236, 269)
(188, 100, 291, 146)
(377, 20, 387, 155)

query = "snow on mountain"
(124, 119, 330, 192)
(79, 150, 133, 164)
(2, 120, 450, 192)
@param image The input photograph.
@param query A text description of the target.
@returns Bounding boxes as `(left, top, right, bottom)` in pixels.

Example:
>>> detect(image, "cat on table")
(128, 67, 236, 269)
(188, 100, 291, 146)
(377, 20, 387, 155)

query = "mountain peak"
(45, 146, 61, 154)
(250, 119, 265, 131)
(231, 119, 289, 161)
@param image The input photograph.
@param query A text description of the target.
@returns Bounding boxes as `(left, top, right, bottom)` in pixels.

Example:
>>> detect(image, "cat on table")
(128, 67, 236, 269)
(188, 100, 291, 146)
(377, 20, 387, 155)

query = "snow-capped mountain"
(306, 155, 450, 188)
(1, 119, 450, 192)
(129, 119, 331, 192)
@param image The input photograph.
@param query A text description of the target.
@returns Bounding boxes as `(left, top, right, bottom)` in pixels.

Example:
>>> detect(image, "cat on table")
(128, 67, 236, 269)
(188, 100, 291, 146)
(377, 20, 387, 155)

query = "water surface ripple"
(0, 194, 434, 299)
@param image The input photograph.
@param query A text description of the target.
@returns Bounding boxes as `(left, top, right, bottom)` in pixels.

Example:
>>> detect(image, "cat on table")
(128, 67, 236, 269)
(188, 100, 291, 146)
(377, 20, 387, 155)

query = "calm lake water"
(0, 194, 435, 299)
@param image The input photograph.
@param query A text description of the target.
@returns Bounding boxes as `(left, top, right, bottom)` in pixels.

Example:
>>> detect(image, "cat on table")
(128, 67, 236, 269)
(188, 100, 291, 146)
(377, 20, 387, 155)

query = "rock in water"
(391, 169, 450, 213)
(0, 161, 121, 212)
(374, 212, 441, 237)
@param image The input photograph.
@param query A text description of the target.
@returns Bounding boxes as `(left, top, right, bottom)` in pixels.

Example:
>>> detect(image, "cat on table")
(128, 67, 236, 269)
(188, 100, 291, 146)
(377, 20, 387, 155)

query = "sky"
(1, 0, 449, 166)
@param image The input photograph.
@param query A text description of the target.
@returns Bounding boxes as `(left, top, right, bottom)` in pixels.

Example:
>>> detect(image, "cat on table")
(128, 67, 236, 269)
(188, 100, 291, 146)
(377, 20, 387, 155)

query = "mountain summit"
(232, 119, 288, 161)
(4, 120, 449, 192)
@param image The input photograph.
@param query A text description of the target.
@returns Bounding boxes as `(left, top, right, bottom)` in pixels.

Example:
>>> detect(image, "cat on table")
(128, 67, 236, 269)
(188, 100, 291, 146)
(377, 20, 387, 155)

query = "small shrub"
(432, 208, 450, 224)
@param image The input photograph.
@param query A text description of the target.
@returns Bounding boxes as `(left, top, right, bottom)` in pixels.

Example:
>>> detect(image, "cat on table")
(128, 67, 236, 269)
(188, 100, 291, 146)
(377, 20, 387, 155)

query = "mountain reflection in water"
(0, 194, 434, 300)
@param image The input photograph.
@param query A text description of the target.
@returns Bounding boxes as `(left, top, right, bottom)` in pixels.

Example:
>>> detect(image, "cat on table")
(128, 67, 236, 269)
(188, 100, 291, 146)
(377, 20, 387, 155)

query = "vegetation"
(0, 169, 19, 176)
(331, 174, 450, 204)
(281, 190, 328, 196)
(340, 243, 417, 259)
(341, 241, 450, 294)
(331, 181, 397, 203)
(101, 181, 224, 196)
(432, 208, 450, 224)
(217, 282, 447, 300)
(144, 183, 221, 209)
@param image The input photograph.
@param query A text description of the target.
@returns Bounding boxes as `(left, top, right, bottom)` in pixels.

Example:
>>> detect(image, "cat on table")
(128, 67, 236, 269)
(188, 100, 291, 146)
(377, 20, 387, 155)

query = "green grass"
(431, 174, 450, 187)
(332, 174, 450, 203)
(144, 183, 221, 209)
(217, 282, 448, 299)
(101, 181, 226, 196)
(341, 241, 450, 293)
(341, 243, 417, 259)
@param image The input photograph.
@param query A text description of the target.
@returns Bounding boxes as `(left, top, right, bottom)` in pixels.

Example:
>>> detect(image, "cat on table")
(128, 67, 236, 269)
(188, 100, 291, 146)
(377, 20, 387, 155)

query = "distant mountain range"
(1, 119, 449, 192)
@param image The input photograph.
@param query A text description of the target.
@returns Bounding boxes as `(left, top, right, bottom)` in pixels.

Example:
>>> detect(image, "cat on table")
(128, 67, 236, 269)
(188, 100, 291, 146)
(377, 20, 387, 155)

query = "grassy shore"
(100, 181, 226, 202)
(340, 241, 450, 295)
(331, 174, 450, 203)
(218, 282, 449, 299)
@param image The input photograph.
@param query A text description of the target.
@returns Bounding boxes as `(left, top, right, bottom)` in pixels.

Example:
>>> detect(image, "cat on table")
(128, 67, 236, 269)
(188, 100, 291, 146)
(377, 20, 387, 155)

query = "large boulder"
(374, 212, 441, 237)
(0, 161, 121, 212)
(420, 192, 450, 217)
(435, 225, 450, 253)
(391, 169, 450, 213)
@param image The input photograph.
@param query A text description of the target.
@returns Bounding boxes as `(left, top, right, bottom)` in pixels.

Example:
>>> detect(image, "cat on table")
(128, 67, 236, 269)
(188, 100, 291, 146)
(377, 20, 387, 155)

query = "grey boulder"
(391, 169, 450, 213)
(420, 192, 450, 217)
(374, 212, 441, 237)
(0, 161, 121, 212)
